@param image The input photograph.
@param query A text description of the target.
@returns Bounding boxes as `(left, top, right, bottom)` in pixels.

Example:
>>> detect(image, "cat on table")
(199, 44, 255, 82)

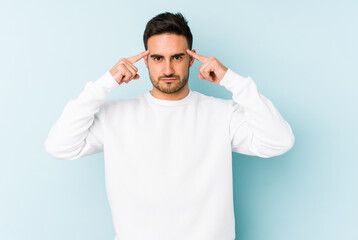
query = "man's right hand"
(109, 51, 150, 85)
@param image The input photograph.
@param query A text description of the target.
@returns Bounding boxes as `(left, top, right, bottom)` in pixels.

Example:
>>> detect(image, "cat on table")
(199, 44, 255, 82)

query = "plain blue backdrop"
(1, 0, 357, 239)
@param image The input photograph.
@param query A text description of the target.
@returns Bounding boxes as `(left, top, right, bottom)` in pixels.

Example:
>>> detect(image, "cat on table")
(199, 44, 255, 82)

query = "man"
(45, 12, 294, 240)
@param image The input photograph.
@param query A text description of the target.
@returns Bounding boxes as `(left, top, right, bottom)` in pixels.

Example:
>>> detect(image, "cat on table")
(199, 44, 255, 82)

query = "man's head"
(143, 12, 193, 51)
(143, 12, 195, 95)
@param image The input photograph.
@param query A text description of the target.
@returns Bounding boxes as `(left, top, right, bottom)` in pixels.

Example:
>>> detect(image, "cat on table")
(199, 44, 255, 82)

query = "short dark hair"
(143, 12, 193, 50)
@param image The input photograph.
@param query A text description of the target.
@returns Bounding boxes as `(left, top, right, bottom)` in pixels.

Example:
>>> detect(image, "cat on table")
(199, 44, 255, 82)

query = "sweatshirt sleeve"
(45, 71, 119, 160)
(219, 69, 295, 158)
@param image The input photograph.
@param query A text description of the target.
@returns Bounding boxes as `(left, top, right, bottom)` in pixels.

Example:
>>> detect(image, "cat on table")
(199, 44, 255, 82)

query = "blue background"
(1, 0, 357, 239)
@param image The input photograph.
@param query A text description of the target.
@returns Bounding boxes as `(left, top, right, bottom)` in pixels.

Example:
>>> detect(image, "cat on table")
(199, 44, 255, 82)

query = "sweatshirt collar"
(144, 89, 194, 106)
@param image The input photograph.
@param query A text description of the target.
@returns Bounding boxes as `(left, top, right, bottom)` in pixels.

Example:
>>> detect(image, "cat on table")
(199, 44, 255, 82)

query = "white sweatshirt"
(45, 69, 294, 240)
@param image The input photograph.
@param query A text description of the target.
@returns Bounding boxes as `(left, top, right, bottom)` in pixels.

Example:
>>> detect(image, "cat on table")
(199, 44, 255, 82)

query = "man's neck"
(150, 86, 190, 100)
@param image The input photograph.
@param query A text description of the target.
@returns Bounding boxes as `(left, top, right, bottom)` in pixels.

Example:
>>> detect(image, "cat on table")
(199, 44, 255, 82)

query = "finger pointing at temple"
(186, 49, 208, 63)
(109, 50, 150, 85)
(127, 50, 150, 64)
(186, 49, 228, 84)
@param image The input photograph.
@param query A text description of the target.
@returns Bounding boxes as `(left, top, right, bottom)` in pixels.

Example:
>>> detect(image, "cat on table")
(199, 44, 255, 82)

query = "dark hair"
(143, 12, 193, 50)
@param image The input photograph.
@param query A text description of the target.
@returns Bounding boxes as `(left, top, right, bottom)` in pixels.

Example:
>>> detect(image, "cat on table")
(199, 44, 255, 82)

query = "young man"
(45, 12, 294, 240)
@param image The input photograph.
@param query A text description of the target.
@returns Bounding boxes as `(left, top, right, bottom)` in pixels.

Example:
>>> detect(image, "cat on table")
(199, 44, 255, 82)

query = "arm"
(186, 49, 295, 158)
(44, 72, 118, 160)
(220, 69, 295, 158)
(45, 51, 149, 160)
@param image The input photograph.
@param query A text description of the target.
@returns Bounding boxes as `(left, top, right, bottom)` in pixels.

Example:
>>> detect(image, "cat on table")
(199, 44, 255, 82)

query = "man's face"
(144, 33, 194, 94)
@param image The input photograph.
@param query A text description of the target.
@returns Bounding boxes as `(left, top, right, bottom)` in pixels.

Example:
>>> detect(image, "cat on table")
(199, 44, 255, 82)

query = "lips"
(161, 78, 177, 82)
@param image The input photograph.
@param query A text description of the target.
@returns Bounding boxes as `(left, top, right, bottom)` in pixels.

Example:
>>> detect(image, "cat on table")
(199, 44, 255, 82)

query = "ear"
(189, 49, 196, 68)
(144, 54, 149, 69)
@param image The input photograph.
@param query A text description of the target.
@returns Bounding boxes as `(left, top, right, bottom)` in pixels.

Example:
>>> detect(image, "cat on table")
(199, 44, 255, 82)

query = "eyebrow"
(150, 53, 186, 58)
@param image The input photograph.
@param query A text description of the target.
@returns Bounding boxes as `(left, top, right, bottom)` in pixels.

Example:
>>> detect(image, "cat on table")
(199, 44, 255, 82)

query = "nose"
(163, 59, 174, 76)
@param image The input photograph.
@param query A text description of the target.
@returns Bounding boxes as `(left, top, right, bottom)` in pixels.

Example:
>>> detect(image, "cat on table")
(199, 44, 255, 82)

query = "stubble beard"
(150, 71, 189, 94)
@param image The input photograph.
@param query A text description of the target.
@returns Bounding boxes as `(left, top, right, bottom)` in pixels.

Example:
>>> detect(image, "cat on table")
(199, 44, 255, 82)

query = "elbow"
(256, 132, 295, 158)
(267, 123, 296, 158)
(286, 132, 295, 152)
(277, 133, 295, 157)
(44, 140, 77, 161)
(272, 131, 295, 158)
(281, 125, 295, 154)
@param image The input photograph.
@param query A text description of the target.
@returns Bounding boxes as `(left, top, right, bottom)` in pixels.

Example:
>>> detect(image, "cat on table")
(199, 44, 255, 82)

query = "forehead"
(147, 33, 188, 55)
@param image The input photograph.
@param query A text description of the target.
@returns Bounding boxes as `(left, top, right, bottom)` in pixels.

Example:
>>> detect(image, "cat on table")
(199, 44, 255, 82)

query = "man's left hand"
(186, 49, 228, 84)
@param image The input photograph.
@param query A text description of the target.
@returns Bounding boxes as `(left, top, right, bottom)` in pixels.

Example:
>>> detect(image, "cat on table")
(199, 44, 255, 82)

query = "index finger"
(127, 50, 150, 64)
(186, 49, 208, 62)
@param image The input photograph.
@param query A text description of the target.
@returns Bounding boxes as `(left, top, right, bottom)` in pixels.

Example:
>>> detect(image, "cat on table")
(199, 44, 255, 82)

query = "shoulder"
(192, 91, 234, 118)
(102, 93, 146, 111)
(193, 91, 232, 107)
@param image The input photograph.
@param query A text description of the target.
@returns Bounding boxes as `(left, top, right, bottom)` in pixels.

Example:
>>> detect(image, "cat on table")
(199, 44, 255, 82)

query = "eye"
(173, 55, 182, 61)
(153, 56, 162, 61)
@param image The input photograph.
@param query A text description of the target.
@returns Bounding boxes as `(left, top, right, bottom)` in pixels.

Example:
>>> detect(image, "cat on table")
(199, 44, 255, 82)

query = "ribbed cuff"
(94, 71, 120, 93)
(219, 69, 254, 92)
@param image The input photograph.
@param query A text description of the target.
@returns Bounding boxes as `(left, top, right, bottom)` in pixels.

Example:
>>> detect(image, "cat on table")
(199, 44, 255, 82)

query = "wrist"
(218, 67, 228, 84)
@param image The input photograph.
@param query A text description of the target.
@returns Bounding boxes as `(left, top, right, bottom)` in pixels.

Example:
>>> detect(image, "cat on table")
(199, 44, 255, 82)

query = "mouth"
(161, 78, 177, 82)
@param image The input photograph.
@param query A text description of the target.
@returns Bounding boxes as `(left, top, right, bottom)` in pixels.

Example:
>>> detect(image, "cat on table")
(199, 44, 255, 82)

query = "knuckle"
(120, 59, 128, 64)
